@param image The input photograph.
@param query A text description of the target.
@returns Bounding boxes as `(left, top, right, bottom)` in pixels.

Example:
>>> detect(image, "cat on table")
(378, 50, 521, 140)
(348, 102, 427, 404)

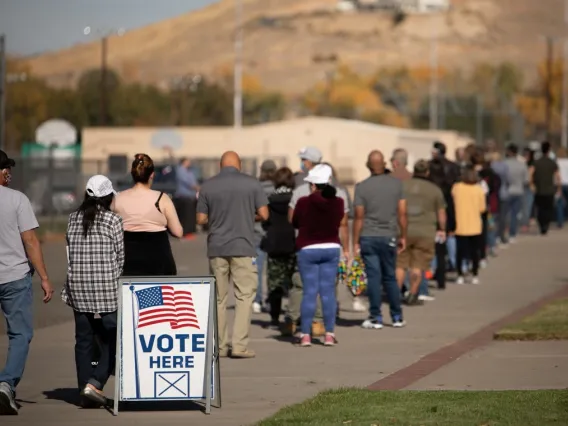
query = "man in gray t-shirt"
(505, 144, 529, 240)
(196, 151, 268, 359)
(0, 150, 53, 414)
(352, 150, 407, 329)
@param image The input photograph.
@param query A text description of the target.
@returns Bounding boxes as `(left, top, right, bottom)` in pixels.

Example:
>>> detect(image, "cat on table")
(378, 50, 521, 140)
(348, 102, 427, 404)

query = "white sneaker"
(471, 276, 480, 285)
(480, 259, 488, 269)
(252, 302, 262, 314)
(0, 382, 18, 415)
(509, 237, 517, 244)
(361, 318, 383, 329)
(456, 276, 465, 285)
(392, 320, 406, 328)
(418, 295, 435, 302)
(352, 297, 366, 312)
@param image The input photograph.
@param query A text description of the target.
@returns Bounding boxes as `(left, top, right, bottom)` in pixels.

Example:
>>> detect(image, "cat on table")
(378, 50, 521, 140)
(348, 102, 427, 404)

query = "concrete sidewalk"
(407, 341, 568, 391)
(2, 230, 568, 425)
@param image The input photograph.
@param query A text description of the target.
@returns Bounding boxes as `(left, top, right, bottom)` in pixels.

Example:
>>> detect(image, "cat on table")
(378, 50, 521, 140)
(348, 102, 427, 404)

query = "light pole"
(562, 0, 568, 148)
(429, 14, 439, 130)
(0, 34, 6, 151)
(84, 26, 125, 126)
(234, 0, 244, 132)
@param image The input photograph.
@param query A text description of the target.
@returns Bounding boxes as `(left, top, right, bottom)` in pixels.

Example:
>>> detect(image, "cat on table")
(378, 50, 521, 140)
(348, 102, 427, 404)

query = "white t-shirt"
(557, 158, 568, 185)
(0, 186, 39, 284)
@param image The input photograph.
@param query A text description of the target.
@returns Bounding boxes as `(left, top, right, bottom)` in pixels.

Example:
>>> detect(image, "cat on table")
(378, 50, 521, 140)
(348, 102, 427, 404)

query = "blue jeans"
(360, 236, 403, 322)
(297, 247, 340, 334)
(522, 189, 534, 228)
(0, 274, 34, 390)
(555, 186, 568, 228)
(254, 247, 266, 305)
(508, 195, 523, 238)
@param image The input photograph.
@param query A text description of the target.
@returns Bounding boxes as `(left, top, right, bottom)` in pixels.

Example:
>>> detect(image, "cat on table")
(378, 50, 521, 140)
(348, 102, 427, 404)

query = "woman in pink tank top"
(113, 154, 183, 276)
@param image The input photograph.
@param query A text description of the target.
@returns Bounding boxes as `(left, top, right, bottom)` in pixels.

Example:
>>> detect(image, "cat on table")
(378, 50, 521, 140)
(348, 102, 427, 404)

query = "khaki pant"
(209, 257, 257, 353)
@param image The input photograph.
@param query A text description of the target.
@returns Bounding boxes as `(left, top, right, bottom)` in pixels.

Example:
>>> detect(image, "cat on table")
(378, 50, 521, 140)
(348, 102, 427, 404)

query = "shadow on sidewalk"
(43, 388, 81, 406)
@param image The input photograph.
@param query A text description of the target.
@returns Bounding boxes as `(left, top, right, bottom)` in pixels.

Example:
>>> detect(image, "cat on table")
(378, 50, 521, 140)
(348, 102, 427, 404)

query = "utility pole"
(0, 34, 6, 151)
(429, 16, 439, 130)
(562, 0, 568, 148)
(544, 36, 555, 142)
(100, 36, 108, 126)
(234, 0, 243, 131)
(84, 26, 125, 127)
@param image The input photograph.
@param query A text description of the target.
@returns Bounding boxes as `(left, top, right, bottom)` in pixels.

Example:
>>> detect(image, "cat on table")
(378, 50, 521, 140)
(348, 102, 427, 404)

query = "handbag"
(338, 255, 368, 297)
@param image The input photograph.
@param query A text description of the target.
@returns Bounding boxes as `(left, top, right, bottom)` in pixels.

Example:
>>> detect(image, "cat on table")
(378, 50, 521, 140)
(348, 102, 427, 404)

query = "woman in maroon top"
(292, 164, 349, 347)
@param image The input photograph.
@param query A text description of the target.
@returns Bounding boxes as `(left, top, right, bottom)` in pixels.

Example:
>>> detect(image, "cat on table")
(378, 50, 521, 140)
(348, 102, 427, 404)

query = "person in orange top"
(451, 167, 486, 285)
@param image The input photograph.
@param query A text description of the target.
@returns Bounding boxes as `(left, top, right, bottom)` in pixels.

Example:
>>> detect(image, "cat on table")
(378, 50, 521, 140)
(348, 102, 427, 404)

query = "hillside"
(23, 0, 568, 94)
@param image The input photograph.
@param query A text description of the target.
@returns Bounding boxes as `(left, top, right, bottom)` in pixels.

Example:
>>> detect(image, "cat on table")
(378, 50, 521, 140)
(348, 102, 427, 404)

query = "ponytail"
(77, 192, 114, 237)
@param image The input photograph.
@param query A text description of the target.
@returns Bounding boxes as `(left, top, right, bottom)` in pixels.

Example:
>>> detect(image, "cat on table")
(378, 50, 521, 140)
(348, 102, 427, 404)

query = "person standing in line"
(292, 164, 348, 347)
(293, 146, 322, 188)
(489, 152, 509, 247)
(113, 154, 183, 276)
(253, 160, 276, 314)
(0, 150, 54, 415)
(261, 167, 296, 329)
(521, 147, 536, 232)
(391, 149, 434, 300)
(353, 150, 407, 329)
(395, 160, 446, 306)
(197, 151, 269, 359)
(174, 157, 200, 240)
(428, 159, 455, 289)
(504, 144, 529, 242)
(554, 148, 568, 228)
(62, 175, 124, 407)
(452, 167, 486, 285)
(532, 142, 561, 235)
(285, 148, 351, 336)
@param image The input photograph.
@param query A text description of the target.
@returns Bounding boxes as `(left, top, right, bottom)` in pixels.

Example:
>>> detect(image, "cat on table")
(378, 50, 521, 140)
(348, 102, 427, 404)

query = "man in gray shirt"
(353, 150, 407, 330)
(505, 144, 529, 241)
(0, 150, 54, 415)
(196, 151, 269, 359)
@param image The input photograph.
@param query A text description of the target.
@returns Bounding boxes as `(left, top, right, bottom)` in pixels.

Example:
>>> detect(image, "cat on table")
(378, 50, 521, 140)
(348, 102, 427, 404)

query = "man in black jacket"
(432, 141, 460, 192)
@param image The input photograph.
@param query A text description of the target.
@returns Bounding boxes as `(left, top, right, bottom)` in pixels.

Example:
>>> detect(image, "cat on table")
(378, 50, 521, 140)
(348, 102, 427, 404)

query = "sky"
(0, 0, 216, 56)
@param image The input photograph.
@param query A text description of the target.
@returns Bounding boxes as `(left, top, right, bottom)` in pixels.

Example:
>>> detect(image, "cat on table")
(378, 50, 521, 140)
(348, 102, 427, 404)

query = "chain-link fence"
(9, 155, 287, 234)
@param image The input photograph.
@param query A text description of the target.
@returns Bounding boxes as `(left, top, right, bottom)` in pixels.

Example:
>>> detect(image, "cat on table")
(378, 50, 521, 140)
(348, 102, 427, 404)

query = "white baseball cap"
(304, 164, 333, 185)
(86, 175, 116, 198)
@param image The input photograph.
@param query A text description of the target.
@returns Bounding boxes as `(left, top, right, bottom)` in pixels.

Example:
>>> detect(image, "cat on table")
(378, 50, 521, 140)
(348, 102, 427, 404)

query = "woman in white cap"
(62, 175, 124, 407)
(292, 164, 349, 347)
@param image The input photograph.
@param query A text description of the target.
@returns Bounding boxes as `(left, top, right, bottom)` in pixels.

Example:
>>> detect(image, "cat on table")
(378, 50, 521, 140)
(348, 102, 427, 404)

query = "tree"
(76, 68, 122, 126)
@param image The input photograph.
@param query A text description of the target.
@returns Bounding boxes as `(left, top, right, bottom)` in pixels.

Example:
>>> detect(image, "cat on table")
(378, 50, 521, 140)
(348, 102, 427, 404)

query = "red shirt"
(292, 191, 344, 251)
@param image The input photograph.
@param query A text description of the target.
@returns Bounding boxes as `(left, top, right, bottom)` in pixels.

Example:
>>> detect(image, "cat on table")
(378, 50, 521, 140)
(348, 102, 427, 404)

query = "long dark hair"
(78, 192, 114, 237)
(314, 183, 337, 199)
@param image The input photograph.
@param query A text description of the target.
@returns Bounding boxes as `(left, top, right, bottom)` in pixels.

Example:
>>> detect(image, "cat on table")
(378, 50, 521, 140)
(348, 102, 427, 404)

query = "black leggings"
(456, 235, 482, 277)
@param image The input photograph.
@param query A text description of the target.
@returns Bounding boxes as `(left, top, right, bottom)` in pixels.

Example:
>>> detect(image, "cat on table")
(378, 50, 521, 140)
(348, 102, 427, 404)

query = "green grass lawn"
(257, 388, 568, 426)
(495, 298, 568, 341)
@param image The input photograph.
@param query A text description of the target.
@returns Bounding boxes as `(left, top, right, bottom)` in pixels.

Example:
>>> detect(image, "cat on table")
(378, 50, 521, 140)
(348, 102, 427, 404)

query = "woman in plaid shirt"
(62, 175, 124, 407)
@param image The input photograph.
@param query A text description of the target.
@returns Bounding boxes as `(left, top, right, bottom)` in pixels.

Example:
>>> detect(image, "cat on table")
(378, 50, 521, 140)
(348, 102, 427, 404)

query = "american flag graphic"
(135, 286, 200, 330)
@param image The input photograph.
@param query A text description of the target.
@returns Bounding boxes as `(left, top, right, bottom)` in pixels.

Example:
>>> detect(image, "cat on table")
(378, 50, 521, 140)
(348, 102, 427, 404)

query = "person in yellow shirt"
(451, 167, 487, 285)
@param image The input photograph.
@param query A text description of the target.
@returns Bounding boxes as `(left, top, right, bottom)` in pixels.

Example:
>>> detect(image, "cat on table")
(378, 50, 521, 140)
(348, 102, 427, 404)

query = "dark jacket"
(292, 190, 344, 251)
(479, 166, 502, 214)
(261, 187, 295, 256)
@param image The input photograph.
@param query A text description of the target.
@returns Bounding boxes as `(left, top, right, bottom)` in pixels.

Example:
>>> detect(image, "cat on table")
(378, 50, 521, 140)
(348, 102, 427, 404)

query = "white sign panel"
(114, 276, 221, 414)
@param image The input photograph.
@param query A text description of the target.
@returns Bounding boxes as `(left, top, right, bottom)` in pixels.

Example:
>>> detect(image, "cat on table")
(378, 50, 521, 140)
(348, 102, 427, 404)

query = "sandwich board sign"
(114, 276, 221, 415)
